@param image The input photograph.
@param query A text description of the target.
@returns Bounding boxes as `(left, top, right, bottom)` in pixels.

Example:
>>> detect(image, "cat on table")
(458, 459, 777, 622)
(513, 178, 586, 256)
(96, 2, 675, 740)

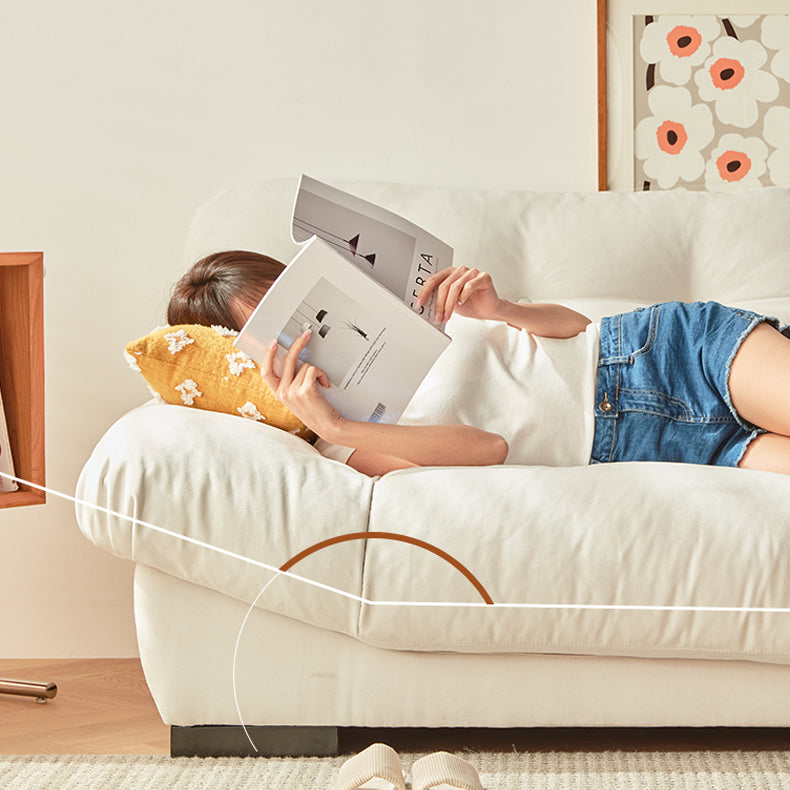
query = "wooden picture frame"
(0, 252, 45, 508)
(597, 0, 790, 191)
(597, 0, 609, 190)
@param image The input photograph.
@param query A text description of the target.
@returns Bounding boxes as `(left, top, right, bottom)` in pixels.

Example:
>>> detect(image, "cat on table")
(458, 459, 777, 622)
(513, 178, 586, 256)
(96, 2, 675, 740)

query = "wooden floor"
(0, 658, 169, 754)
(1, 659, 789, 755)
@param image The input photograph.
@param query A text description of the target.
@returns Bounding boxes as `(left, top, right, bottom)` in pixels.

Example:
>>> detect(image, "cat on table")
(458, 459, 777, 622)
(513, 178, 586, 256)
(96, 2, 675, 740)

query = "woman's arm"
(495, 301, 592, 338)
(326, 420, 509, 469)
(418, 266, 590, 338)
(260, 331, 509, 475)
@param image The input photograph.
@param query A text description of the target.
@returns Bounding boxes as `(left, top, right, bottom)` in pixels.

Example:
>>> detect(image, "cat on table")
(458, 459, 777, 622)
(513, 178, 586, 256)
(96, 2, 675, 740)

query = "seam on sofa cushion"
(354, 477, 376, 639)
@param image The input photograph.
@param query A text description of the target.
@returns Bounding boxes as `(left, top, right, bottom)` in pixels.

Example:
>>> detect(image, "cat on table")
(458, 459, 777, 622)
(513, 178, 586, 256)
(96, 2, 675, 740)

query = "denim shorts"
(589, 301, 790, 468)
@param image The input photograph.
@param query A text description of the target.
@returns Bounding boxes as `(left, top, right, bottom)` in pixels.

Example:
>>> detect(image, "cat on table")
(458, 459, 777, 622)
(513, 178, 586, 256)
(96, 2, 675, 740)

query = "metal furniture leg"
(0, 678, 58, 703)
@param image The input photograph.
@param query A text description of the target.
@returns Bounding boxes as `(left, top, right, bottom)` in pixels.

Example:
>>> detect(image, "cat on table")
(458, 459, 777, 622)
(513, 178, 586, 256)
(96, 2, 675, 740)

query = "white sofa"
(76, 180, 790, 757)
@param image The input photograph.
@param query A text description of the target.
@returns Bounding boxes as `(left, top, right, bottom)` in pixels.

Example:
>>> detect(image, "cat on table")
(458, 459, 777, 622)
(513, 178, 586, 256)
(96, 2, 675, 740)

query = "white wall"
(0, 0, 597, 657)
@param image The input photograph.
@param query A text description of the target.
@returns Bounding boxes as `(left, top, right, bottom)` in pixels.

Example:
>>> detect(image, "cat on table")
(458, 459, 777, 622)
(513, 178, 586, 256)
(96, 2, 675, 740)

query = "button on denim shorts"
(589, 301, 790, 468)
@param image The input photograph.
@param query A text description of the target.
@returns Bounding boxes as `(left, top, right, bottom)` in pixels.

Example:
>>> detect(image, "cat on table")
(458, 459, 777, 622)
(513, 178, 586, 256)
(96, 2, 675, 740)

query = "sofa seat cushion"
(76, 402, 373, 638)
(76, 395, 790, 664)
(362, 462, 790, 661)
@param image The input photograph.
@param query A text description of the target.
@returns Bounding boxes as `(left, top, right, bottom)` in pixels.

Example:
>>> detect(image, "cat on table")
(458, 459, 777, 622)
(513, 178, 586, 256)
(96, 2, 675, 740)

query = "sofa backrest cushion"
(184, 181, 790, 306)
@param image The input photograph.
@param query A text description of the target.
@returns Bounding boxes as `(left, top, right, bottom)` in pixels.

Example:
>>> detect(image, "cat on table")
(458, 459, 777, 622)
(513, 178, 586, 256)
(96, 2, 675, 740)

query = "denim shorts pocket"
(598, 304, 660, 366)
(624, 304, 660, 361)
(617, 387, 695, 422)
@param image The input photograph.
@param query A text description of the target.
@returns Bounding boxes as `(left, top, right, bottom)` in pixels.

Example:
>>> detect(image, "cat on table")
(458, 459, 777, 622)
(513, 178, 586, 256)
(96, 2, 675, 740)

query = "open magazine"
(235, 176, 453, 424)
(292, 175, 452, 322)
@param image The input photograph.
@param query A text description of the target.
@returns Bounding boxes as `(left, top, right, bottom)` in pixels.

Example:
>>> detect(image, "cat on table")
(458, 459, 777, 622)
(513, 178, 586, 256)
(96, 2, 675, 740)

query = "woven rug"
(2, 751, 790, 790)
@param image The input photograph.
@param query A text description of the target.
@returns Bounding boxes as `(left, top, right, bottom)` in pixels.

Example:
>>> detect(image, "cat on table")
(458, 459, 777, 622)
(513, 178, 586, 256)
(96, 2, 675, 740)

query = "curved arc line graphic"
(278, 530, 494, 605)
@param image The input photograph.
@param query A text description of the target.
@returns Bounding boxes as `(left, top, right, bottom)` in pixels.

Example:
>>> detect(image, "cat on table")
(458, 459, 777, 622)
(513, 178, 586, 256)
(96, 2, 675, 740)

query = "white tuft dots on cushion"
(226, 350, 255, 376)
(175, 379, 201, 405)
(238, 401, 266, 421)
(165, 329, 195, 355)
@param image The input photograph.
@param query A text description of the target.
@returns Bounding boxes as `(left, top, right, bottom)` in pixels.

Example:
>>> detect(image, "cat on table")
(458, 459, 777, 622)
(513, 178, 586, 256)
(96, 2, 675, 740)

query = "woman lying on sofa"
(168, 250, 790, 478)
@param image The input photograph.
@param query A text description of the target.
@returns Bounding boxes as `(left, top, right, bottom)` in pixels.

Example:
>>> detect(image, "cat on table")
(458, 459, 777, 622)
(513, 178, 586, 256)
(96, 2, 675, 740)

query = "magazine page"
(291, 175, 453, 324)
(235, 237, 451, 425)
(0, 380, 18, 492)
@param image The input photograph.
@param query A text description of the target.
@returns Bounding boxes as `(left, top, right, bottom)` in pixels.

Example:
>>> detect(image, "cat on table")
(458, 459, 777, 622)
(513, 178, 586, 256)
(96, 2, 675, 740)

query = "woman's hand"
(417, 266, 591, 338)
(260, 330, 343, 438)
(417, 266, 506, 324)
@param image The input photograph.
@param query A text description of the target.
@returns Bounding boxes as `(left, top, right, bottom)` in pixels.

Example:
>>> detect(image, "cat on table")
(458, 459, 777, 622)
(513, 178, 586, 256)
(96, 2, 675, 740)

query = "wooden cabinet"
(0, 252, 45, 508)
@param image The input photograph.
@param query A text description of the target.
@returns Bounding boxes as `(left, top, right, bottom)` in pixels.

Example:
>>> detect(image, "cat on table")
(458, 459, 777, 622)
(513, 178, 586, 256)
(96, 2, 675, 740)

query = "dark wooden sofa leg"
(170, 725, 339, 757)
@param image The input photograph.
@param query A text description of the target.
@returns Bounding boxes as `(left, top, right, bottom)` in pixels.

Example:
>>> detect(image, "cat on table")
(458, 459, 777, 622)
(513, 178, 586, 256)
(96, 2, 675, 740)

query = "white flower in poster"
(695, 37, 779, 128)
(704, 133, 768, 192)
(764, 105, 790, 186)
(762, 15, 790, 84)
(639, 15, 720, 85)
(636, 86, 714, 188)
(729, 16, 760, 29)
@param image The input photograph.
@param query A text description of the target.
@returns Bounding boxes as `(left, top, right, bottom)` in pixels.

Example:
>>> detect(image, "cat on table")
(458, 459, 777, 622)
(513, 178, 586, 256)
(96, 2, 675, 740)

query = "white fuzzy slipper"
(410, 751, 484, 790)
(334, 742, 407, 790)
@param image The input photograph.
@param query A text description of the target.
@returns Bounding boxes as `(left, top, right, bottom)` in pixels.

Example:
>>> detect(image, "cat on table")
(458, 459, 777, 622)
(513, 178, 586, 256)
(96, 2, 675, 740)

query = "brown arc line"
(278, 531, 494, 605)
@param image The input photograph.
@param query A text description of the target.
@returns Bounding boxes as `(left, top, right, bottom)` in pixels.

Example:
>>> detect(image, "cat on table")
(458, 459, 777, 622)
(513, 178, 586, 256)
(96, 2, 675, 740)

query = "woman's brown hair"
(167, 250, 285, 331)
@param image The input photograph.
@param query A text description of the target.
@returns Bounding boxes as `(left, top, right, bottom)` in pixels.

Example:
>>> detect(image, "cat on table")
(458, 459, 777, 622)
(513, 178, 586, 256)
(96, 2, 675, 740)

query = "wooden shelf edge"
(0, 488, 46, 509)
(0, 251, 45, 510)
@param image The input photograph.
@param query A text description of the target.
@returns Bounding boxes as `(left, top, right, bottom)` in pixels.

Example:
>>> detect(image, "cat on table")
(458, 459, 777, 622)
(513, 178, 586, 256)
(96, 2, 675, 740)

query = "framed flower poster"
(598, 0, 790, 191)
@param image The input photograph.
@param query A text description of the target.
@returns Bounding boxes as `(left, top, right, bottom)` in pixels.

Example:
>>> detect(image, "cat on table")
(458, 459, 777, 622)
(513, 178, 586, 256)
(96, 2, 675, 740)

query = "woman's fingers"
(279, 329, 311, 386)
(263, 329, 332, 400)
(458, 270, 495, 310)
(439, 268, 479, 321)
(422, 267, 479, 322)
(261, 338, 282, 391)
(417, 266, 502, 323)
(261, 330, 312, 394)
(417, 268, 451, 320)
(459, 270, 489, 301)
(259, 331, 339, 437)
(292, 360, 331, 392)
(416, 267, 454, 308)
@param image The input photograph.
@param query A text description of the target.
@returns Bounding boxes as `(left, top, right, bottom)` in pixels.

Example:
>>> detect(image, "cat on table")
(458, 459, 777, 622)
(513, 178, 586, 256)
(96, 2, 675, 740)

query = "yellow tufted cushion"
(124, 324, 315, 441)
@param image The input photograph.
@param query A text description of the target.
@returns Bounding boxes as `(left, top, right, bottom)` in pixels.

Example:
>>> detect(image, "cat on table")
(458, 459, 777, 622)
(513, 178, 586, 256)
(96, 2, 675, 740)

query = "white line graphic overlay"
(4, 471, 790, 614)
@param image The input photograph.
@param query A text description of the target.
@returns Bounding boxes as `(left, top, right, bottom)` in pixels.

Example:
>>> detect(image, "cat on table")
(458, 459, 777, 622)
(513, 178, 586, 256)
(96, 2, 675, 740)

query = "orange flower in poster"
(635, 85, 714, 188)
(704, 134, 768, 191)
(709, 57, 746, 90)
(639, 15, 720, 85)
(695, 38, 779, 128)
(666, 25, 703, 60)
(634, 13, 790, 191)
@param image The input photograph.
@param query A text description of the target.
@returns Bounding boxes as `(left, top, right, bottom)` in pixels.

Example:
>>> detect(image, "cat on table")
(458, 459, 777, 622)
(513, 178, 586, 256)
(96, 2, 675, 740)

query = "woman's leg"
(728, 321, 790, 474)
(738, 433, 790, 474)
(728, 322, 790, 436)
